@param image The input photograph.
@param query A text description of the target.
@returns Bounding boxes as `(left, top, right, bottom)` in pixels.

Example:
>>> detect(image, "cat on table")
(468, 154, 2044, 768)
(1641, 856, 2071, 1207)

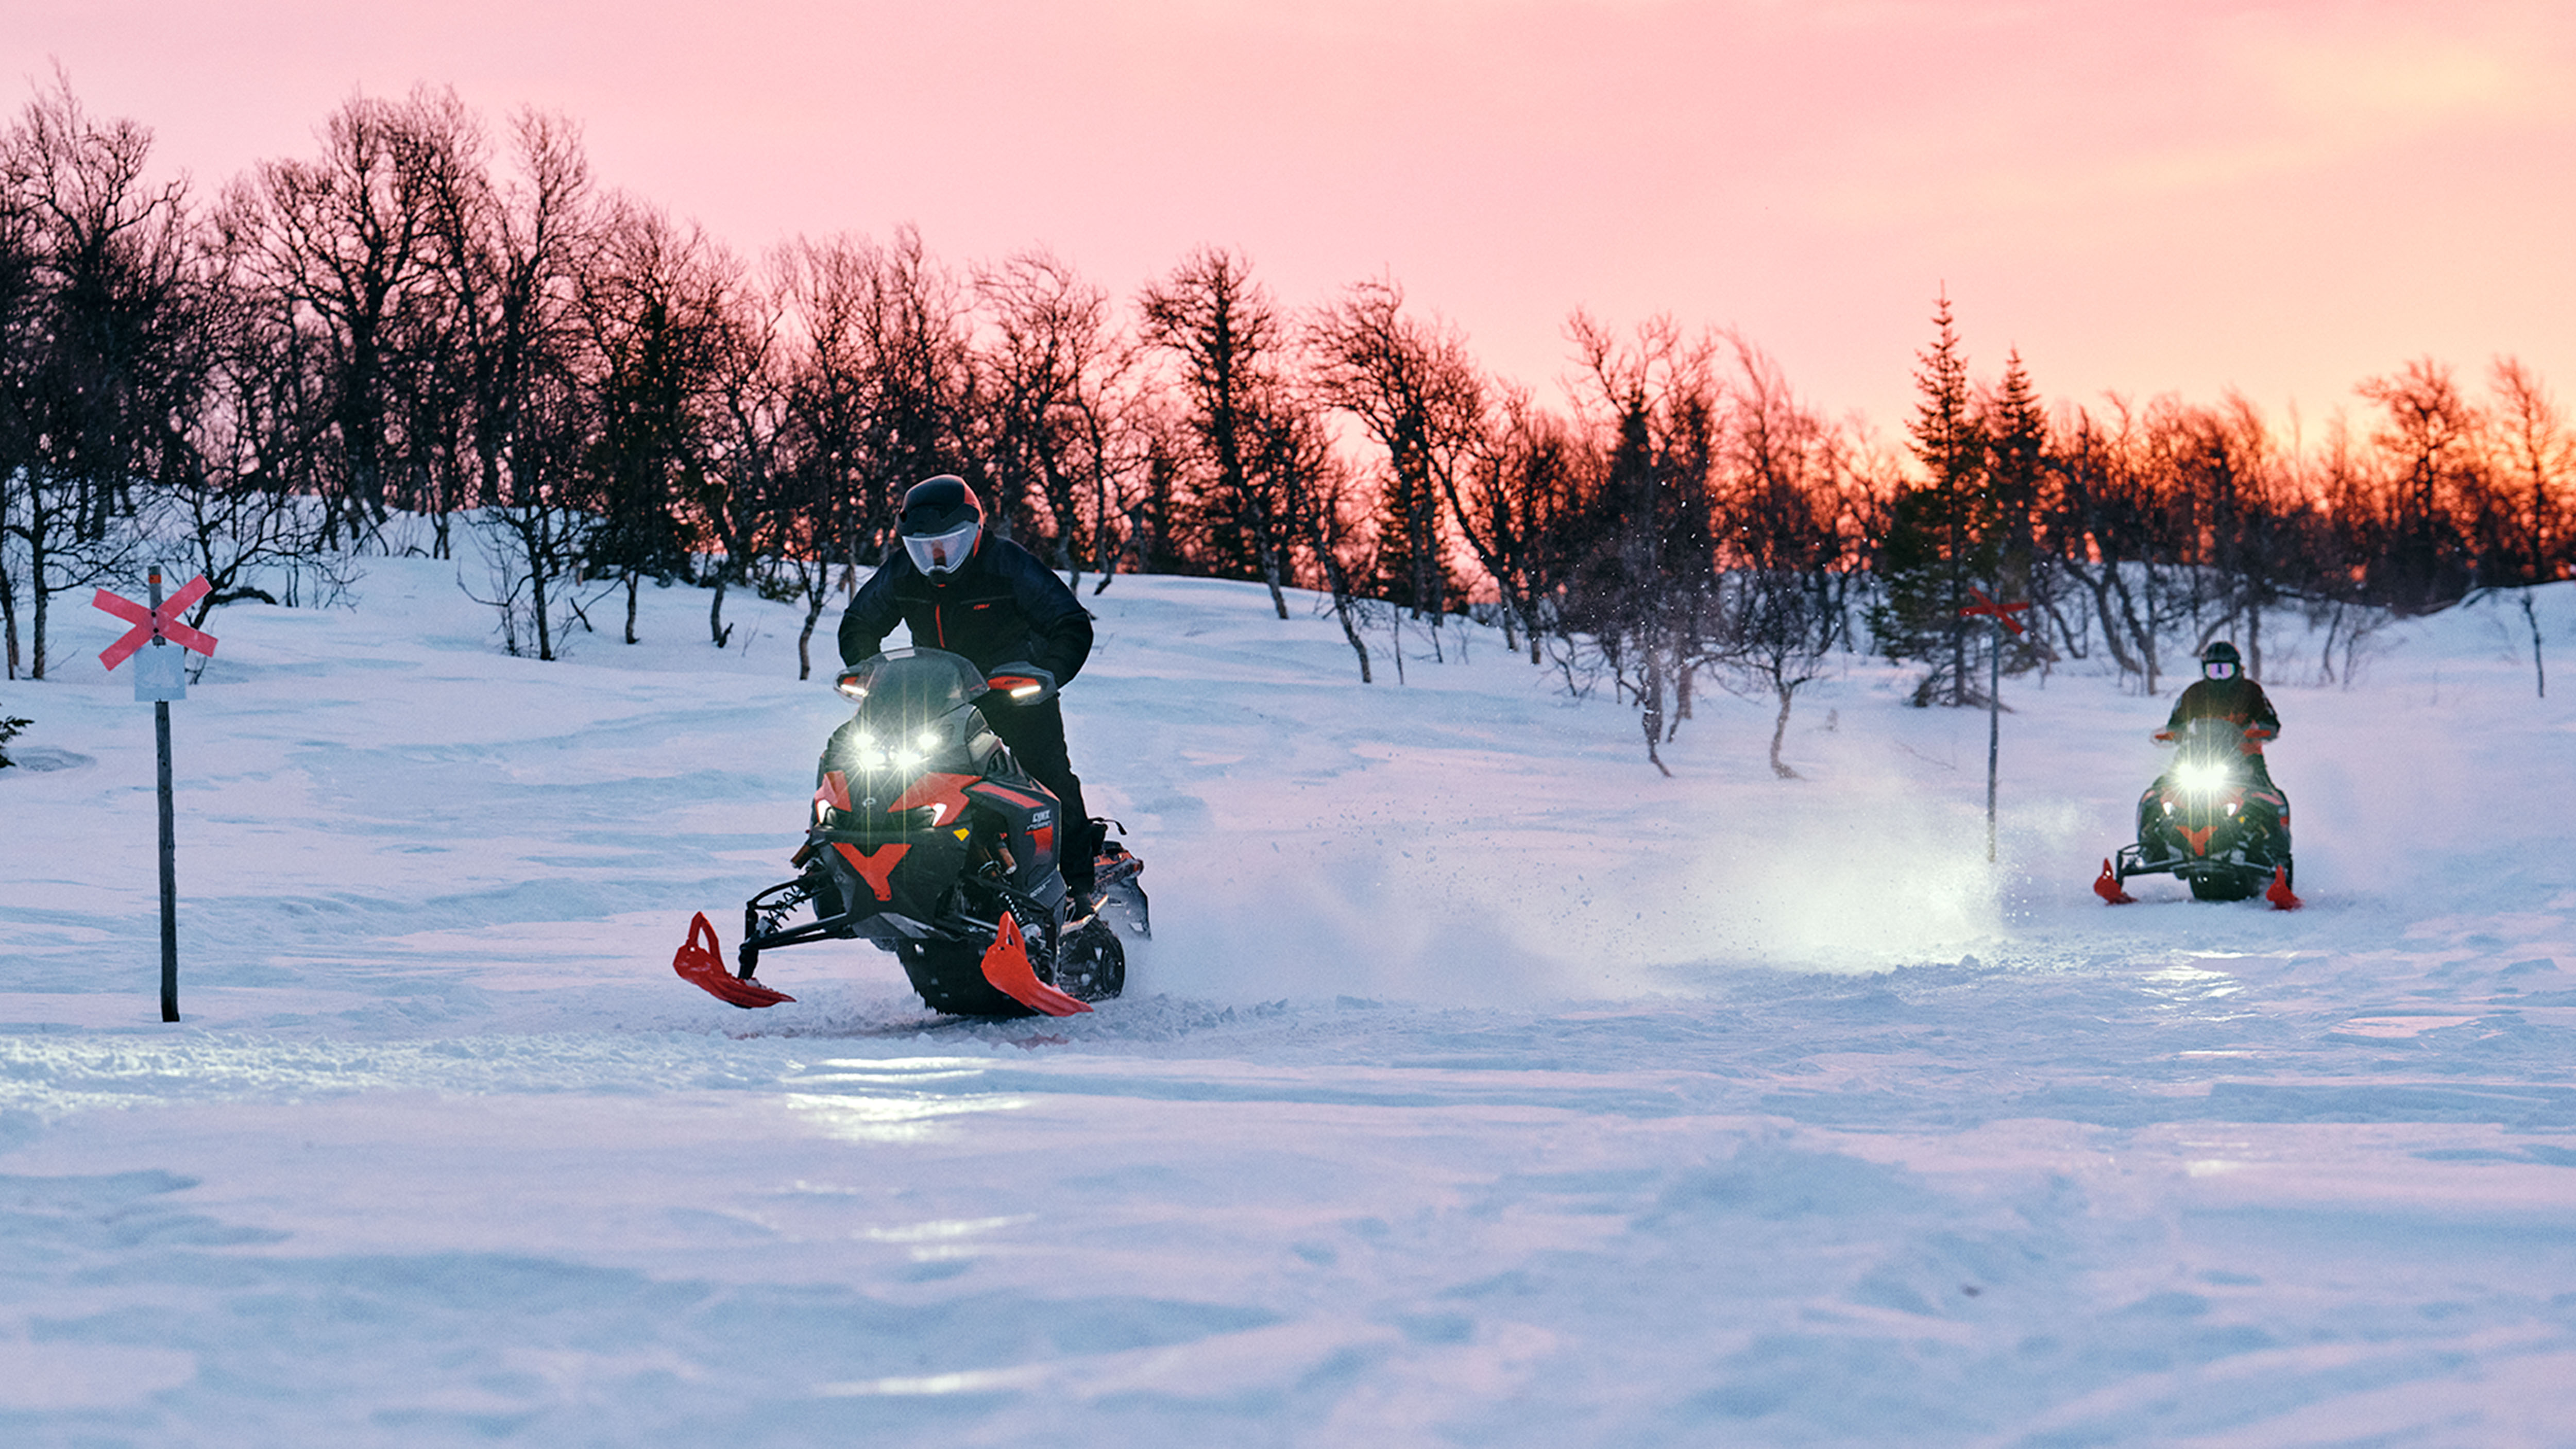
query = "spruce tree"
(1871, 293, 1995, 705)
(1983, 348, 2050, 671)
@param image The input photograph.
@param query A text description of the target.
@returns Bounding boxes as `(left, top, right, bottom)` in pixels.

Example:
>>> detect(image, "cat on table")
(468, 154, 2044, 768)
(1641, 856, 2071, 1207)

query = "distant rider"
(839, 475, 1101, 898)
(2161, 640, 2280, 787)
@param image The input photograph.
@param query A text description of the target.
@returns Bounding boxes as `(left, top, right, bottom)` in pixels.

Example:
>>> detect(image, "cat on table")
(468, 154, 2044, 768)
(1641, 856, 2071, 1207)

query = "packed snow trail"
(3, 559, 2574, 1446)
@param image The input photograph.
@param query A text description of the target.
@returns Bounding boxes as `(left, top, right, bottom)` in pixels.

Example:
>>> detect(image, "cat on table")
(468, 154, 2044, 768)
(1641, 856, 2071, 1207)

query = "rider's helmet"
(899, 475, 982, 577)
(2200, 639, 2242, 681)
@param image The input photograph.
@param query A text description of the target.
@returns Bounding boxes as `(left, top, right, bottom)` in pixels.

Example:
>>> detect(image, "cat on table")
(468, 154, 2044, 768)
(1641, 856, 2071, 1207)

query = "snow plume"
(1669, 787, 2003, 977)
(1137, 678, 2020, 1002)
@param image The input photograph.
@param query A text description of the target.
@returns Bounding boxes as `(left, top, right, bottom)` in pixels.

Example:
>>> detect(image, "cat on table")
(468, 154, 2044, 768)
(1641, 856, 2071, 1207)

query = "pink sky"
(15, 0, 2576, 441)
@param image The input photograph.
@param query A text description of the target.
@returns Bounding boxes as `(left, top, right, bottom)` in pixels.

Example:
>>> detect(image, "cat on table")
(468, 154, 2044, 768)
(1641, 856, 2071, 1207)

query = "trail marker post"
(1960, 586, 2030, 863)
(94, 568, 218, 1022)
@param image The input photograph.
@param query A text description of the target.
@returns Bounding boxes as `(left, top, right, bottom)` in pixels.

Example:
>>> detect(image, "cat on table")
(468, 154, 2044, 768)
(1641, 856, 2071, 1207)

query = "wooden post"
(150, 566, 180, 1022)
(1985, 620, 2002, 863)
(1960, 587, 2026, 867)
(94, 568, 215, 1024)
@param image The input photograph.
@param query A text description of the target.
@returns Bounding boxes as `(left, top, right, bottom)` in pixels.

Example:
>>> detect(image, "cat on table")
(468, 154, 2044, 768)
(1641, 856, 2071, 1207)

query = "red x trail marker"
(96, 574, 217, 669)
(1960, 585, 2030, 637)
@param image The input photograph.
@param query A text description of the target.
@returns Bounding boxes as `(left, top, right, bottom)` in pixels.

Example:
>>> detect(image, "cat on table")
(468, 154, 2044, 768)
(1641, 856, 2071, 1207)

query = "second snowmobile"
(673, 646, 1148, 1016)
(2094, 715, 2300, 908)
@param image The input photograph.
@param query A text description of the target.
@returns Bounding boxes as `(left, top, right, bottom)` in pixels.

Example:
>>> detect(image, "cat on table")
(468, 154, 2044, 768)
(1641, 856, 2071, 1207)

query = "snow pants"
(982, 696, 1094, 893)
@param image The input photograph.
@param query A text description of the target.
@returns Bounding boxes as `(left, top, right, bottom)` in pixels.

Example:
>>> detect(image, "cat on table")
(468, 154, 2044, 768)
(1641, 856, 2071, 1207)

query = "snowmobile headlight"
(888, 729, 940, 771)
(844, 729, 892, 773)
(2175, 760, 2230, 795)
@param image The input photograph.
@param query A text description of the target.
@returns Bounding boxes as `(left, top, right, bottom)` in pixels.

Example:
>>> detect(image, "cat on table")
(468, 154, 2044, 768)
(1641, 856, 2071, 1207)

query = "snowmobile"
(2094, 715, 2300, 908)
(672, 646, 1148, 1016)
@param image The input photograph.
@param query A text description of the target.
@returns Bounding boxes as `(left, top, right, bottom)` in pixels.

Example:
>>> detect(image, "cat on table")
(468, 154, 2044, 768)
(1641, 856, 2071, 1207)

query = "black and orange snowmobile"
(2094, 715, 2300, 909)
(673, 647, 1146, 1016)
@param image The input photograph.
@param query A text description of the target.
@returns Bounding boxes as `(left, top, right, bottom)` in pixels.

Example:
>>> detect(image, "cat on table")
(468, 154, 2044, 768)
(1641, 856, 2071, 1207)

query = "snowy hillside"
(4, 557, 2575, 1446)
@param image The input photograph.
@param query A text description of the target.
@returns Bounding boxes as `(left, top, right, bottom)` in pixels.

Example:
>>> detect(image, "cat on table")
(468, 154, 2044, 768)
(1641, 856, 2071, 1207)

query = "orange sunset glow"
(14, 0, 2574, 431)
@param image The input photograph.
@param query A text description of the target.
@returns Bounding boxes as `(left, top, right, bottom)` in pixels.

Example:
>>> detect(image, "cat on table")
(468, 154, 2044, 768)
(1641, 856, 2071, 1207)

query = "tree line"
(4, 80, 2569, 772)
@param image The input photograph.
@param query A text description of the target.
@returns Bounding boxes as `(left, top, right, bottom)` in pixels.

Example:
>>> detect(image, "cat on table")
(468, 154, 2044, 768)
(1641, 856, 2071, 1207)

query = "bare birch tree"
(1139, 247, 1300, 619)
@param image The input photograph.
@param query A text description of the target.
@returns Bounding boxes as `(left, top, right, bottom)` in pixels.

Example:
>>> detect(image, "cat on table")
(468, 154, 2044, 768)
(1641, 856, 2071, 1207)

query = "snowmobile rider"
(2160, 640, 2281, 788)
(838, 475, 1101, 897)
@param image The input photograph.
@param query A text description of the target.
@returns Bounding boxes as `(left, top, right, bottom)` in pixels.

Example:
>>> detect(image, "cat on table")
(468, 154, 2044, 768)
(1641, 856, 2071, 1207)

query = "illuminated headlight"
(892, 729, 940, 770)
(2175, 761, 2229, 794)
(846, 729, 893, 773)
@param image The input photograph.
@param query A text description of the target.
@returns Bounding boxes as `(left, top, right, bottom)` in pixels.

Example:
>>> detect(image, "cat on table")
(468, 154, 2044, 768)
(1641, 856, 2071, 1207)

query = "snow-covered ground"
(5, 553, 2574, 1447)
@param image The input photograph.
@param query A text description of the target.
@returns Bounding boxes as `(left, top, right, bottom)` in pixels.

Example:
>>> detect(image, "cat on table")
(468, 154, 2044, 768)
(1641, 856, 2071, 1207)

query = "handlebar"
(983, 662, 1058, 708)
(2154, 721, 2276, 745)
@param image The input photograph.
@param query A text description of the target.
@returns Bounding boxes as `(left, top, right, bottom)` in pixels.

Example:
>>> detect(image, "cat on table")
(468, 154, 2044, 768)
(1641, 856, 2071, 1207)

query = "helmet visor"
(2205, 660, 2235, 679)
(904, 520, 980, 575)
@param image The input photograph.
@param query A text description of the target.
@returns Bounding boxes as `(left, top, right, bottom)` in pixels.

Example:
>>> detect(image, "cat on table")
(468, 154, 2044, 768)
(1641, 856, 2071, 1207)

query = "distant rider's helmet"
(899, 475, 982, 577)
(2200, 640, 2242, 681)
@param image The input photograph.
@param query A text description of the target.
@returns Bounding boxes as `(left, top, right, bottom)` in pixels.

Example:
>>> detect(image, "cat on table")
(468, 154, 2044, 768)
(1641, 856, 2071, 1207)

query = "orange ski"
(978, 912, 1091, 1017)
(673, 911, 796, 1009)
(2093, 858, 2136, 905)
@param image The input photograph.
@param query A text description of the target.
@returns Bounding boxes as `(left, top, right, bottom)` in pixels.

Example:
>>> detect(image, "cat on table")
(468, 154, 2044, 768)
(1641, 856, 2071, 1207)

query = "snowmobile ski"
(2265, 866, 2303, 911)
(673, 911, 796, 1009)
(2093, 858, 2137, 905)
(977, 911, 1091, 1017)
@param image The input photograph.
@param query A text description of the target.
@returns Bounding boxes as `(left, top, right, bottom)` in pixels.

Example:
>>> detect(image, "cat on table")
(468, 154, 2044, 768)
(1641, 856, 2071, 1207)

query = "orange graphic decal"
(835, 841, 909, 902)
(969, 780, 1052, 811)
(893, 771, 977, 823)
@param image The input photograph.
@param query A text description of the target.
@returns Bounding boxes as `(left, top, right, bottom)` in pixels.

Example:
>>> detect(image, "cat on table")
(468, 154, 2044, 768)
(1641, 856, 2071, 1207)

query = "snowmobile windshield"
(836, 647, 989, 720)
(827, 649, 993, 778)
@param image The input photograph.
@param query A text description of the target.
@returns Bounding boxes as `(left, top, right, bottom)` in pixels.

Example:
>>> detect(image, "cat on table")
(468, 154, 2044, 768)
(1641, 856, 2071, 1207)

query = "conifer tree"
(1870, 292, 1995, 705)
(1982, 347, 2050, 671)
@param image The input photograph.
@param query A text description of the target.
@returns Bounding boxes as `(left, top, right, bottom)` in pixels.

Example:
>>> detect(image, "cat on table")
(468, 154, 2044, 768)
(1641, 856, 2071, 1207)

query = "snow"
(5, 554, 2576, 1446)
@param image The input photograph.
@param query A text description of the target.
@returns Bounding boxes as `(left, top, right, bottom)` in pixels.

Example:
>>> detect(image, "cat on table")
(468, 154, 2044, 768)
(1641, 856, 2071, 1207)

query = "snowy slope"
(4, 554, 2575, 1447)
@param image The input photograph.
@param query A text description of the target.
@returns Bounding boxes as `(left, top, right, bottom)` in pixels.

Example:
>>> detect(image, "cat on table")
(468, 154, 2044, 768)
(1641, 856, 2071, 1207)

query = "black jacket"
(2166, 676, 2280, 738)
(837, 534, 1093, 683)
